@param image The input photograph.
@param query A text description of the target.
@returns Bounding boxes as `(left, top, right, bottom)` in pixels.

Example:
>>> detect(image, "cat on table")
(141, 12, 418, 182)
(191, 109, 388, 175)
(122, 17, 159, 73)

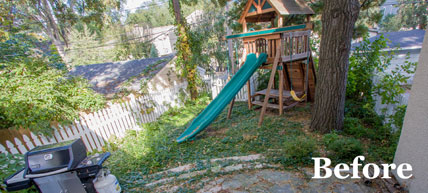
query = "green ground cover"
(105, 96, 400, 191)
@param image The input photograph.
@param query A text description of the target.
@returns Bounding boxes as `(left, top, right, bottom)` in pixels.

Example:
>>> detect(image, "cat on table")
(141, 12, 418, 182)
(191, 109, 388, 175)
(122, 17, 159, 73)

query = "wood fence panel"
(6, 140, 19, 154)
(14, 138, 27, 154)
(23, 135, 35, 151)
(112, 104, 127, 137)
(0, 144, 7, 154)
(0, 88, 186, 154)
(30, 132, 42, 147)
(106, 106, 122, 138)
(75, 121, 94, 152)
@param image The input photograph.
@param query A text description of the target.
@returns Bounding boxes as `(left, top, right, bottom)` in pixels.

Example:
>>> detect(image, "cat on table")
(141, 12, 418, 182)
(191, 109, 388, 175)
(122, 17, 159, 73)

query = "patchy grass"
(105, 97, 399, 191)
(105, 97, 316, 190)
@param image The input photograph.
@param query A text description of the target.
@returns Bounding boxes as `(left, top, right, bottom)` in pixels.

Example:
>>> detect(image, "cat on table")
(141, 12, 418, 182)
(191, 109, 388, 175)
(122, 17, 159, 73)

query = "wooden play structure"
(226, 0, 317, 126)
(176, 0, 318, 143)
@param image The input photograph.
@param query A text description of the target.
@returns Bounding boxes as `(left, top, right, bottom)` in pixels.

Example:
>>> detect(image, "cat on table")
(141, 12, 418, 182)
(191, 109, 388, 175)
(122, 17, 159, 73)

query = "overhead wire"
(65, 17, 215, 51)
(3, 1, 168, 27)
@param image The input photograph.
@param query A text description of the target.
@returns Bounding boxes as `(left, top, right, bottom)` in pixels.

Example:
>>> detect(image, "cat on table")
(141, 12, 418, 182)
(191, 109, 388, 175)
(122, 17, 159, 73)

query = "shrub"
(344, 100, 383, 128)
(0, 33, 105, 134)
(323, 135, 363, 162)
(283, 135, 318, 165)
(149, 44, 159, 58)
(322, 133, 340, 146)
(343, 117, 375, 139)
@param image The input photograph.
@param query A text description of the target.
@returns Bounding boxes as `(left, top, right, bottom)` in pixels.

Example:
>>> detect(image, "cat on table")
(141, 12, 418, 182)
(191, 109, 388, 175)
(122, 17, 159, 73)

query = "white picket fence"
(0, 87, 183, 155)
(0, 73, 258, 155)
(207, 73, 258, 102)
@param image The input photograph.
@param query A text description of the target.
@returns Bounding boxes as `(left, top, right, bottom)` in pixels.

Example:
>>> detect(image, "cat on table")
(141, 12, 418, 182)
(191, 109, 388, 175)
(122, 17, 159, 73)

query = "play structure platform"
(177, 0, 317, 143)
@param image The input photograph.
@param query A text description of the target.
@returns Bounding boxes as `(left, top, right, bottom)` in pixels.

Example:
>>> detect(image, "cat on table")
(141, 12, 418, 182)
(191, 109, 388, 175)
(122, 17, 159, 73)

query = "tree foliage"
(169, 0, 199, 99)
(0, 33, 105, 133)
(348, 34, 416, 105)
(12, 0, 123, 62)
(66, 24, 117, 66)
(149, 43, 159, 58)
(380, 0, 427, 31)
(126, 0, 174, 27)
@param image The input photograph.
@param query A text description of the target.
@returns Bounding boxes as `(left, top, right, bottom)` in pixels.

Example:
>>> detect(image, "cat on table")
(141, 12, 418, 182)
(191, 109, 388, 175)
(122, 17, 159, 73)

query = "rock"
(223, 164, 243, 172)
(222, 179, 243, 189)
(269, 184, 295, 193)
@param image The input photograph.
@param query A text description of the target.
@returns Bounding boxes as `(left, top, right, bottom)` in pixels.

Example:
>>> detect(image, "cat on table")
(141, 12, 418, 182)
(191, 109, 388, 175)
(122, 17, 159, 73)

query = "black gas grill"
(4, 139, 111, 193)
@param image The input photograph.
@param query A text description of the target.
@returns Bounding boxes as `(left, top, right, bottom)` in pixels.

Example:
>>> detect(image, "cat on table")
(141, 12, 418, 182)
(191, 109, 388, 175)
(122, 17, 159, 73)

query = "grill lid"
(25, 138, 87, 174)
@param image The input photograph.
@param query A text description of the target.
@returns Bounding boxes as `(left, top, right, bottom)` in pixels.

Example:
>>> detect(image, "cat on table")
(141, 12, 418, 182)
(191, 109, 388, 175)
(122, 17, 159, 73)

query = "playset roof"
(239, 0, 314, 24)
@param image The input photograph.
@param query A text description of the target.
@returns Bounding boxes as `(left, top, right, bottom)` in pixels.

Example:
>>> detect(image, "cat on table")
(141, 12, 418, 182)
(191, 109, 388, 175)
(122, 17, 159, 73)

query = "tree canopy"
(381, 0, 427, 31)
(0, 16, 105, 133)
(11, 0, 123, 63)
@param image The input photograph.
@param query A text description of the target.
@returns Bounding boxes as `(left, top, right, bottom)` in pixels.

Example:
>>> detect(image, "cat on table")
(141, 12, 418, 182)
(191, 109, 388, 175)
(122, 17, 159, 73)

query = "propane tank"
(93, 169, 121, 193)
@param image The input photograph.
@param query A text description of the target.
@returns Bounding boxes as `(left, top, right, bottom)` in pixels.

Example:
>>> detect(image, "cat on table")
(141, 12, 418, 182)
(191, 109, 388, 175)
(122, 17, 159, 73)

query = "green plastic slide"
(177, 53, 267, 143)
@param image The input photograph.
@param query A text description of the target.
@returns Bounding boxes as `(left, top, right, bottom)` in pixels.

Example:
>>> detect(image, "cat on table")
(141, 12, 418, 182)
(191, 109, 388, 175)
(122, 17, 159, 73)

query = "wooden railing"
(242, 30, 311, 64)
(282, 31, 311, 62)
(243, 34, 280, 64)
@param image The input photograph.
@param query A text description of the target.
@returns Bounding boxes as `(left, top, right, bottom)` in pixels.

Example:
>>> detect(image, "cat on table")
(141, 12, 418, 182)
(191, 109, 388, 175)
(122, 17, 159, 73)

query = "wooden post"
(243, 20, 248, 33)
(279, 63, 284, 115)
(227, 98, 235, 119)
(247, 81, 252, 109)
(242, 19, 252, 109)
(278, 16, 283, 27)
(258, 47, 281, 127)
(299, 61, 306, 100)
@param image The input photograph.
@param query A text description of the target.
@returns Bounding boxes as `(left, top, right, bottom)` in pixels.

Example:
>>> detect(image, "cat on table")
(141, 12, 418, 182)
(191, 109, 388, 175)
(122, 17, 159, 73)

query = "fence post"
(6, 140, 19, 154)
(30, 132, 42, 147)
(74, 120, 94, 152)
(23, 135, 35, 151)
(0, 143, 8, 154)
(14, 138, 27, 154)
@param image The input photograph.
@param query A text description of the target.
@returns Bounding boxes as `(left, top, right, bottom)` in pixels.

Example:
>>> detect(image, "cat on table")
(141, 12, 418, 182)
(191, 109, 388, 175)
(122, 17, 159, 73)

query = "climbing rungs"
(254, 89, 303, 98)
(251, 101, 299, 110)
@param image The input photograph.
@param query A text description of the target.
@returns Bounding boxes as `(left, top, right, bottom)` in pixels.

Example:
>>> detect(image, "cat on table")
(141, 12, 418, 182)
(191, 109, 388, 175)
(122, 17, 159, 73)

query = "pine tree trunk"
(310, 0, 360, 133)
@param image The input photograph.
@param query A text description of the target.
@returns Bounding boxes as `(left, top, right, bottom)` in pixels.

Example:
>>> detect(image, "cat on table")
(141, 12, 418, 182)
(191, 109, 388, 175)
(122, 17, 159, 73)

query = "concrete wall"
(393, 32, 428, 192)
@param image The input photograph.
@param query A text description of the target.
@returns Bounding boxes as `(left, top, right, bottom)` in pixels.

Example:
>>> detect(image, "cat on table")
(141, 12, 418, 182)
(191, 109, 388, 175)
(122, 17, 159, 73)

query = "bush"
(283, 136, 318, 165)
(343, 117, 375, 139)
(323, 134, 363, 162)
(149, 44, 159, 58)
(345, 100, 383, 128)
(0, 33, 105, 134)
(322, 133, 340, 146)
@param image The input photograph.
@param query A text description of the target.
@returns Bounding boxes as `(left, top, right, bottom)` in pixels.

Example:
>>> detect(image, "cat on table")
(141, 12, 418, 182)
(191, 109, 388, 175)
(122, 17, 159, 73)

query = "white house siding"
(381, 0, 399, 17)
(147, 58, 186, 93)
(151, 26, 176, 56)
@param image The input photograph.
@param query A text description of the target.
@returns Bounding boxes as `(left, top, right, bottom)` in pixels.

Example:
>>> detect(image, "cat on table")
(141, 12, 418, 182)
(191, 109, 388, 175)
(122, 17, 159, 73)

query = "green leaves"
(0, 153, 24, 190)
(0, 33, 105, 134)
(347, 34, 416, 106)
